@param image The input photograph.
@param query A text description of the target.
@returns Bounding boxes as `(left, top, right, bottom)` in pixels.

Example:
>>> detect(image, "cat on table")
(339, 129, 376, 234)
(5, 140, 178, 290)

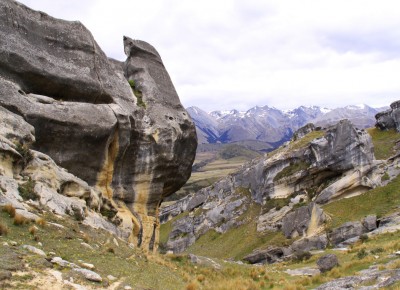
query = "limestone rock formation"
(375, 100, 400, 131)
(0, 0, 196, 251)
(163, 119, 382, 254)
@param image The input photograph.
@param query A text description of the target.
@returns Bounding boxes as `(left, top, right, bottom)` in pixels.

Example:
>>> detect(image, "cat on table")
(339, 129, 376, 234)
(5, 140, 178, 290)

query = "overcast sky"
(17, 0, 400, 111)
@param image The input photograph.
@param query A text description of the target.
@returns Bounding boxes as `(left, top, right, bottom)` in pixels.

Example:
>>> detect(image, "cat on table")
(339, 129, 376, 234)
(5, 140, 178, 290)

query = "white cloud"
(17, 0, 400, 111)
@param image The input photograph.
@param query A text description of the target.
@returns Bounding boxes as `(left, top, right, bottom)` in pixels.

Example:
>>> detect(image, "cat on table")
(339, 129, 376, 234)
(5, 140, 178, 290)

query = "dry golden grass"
(196, 274, 205, 283)
(0, 222, 8, 236)
(35, 217, 46, 227)
(186, 281, 199, 290)
(13, 214, 29, 226)
(2, 204, 16, 217)
(28, 225, 37, 236)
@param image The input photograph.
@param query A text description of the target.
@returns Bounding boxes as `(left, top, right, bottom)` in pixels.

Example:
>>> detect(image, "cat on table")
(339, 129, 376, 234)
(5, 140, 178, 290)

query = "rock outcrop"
(0, 0, 196, 251)
(375, 100, 400, 131)
(163, 119, 382, 254)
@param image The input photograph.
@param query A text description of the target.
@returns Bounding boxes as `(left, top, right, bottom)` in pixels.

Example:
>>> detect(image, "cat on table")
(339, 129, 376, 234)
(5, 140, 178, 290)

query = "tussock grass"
(13, 214, 29, 226)
(2, 204, 16, 218)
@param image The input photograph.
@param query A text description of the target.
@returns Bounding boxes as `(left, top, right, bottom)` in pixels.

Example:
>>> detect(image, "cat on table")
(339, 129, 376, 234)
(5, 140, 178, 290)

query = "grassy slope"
(367, 128, 400, 160)
(0, 210, 186, 290)
(323, 174, 400, 228)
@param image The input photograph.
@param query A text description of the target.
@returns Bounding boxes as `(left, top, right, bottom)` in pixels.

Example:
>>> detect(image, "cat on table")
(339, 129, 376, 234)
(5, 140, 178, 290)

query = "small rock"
(10, 241, 17, 246)
(124, 286, 132, 290)
(51, 257, 78, 268)
(49, 252, 56, 256)
(107, 275, 117, 281)
(73, 268, 102, 282)
(166, 250, 174, 255)
(113, 238, 119, 247)
(81, 263, 95, 270)
(317, 254, 339, 273)
(38, 242, 43, 247)
(2, 242, 8, 247)
(128, 243, 135, 249)
(394, 251, 400, 256)
(286, 267, 320, 277)
(23, 245, 46, 257)
(80, 242, 93, 250)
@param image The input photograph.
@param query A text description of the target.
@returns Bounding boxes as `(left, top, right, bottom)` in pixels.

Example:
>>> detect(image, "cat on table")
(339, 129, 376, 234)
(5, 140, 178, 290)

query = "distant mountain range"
(187, 104, 388, 150)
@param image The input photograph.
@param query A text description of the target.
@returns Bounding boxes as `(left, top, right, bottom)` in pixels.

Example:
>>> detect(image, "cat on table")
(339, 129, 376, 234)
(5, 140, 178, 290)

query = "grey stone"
(22, 245, 46, 257)
(316, 254, 339, 273)
(328, 221, 365, 246)
(375, 100, 400, 132)
(243, 247, 290, 264)
(362, 215, 377, 231)
(290, 234, 328, 253)
(73, 268, 102, 282)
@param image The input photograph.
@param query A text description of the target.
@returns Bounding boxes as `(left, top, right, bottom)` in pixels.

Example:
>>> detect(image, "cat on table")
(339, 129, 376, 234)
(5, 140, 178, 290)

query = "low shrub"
(357, 248, 368, 259)
(35, 218, 46, 227)
(18, 178, 38, 201)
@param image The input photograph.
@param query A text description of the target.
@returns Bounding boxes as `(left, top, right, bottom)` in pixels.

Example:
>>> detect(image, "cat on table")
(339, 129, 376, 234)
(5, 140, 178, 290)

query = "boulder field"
(0, 0, 197, 252)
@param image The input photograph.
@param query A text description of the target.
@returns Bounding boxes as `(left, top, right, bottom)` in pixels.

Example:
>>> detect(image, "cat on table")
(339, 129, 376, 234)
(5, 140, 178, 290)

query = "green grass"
(367, 128, 400, 160)
(323, 175, 400, 228)
(184, 198, 288, 260)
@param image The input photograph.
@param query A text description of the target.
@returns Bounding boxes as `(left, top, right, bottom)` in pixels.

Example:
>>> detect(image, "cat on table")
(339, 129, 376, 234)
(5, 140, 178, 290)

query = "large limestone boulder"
(375, 100, 400, 132)
(0, 0, 196, 251)
(310, 119, 374, 172)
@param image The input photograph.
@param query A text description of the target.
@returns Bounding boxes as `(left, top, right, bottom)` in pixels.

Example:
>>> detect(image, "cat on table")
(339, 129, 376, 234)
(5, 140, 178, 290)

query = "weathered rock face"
(0, 0, 196, 251)
(375, 100, 400, 132)
(163, 119, 380, 254)
(281, 203, 326, 238)
(310, 119, 374, 172)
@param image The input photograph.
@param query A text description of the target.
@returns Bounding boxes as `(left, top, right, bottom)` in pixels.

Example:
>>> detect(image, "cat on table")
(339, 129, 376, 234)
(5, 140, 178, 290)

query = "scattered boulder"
(362, 215, 377, 232)
(292, 123, 316, 141)
(328, 221, 364, 246)
(375, 100, 400, 132)
(243, 247, 290, 264)
(317, 254, 339, 273)
(73, 268, 102, 282)
(290, 234, 328, 253)
(22, 245, 46, 257)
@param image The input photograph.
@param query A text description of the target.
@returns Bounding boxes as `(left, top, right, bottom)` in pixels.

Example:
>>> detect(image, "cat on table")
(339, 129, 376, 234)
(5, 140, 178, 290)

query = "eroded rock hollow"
(0, 0, 197, 251)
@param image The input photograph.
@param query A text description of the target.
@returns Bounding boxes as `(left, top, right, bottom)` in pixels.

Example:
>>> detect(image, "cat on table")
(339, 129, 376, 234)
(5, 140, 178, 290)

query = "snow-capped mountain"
(188, 103, 384, 148)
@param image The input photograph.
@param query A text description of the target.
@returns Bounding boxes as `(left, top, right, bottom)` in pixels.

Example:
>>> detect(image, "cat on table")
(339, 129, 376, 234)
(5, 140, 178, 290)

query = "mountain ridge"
(188, 103, 388, 148)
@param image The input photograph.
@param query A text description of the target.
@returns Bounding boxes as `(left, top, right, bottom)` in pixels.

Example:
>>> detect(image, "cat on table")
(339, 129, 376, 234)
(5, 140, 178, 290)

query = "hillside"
(160, 102, 400, 288)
